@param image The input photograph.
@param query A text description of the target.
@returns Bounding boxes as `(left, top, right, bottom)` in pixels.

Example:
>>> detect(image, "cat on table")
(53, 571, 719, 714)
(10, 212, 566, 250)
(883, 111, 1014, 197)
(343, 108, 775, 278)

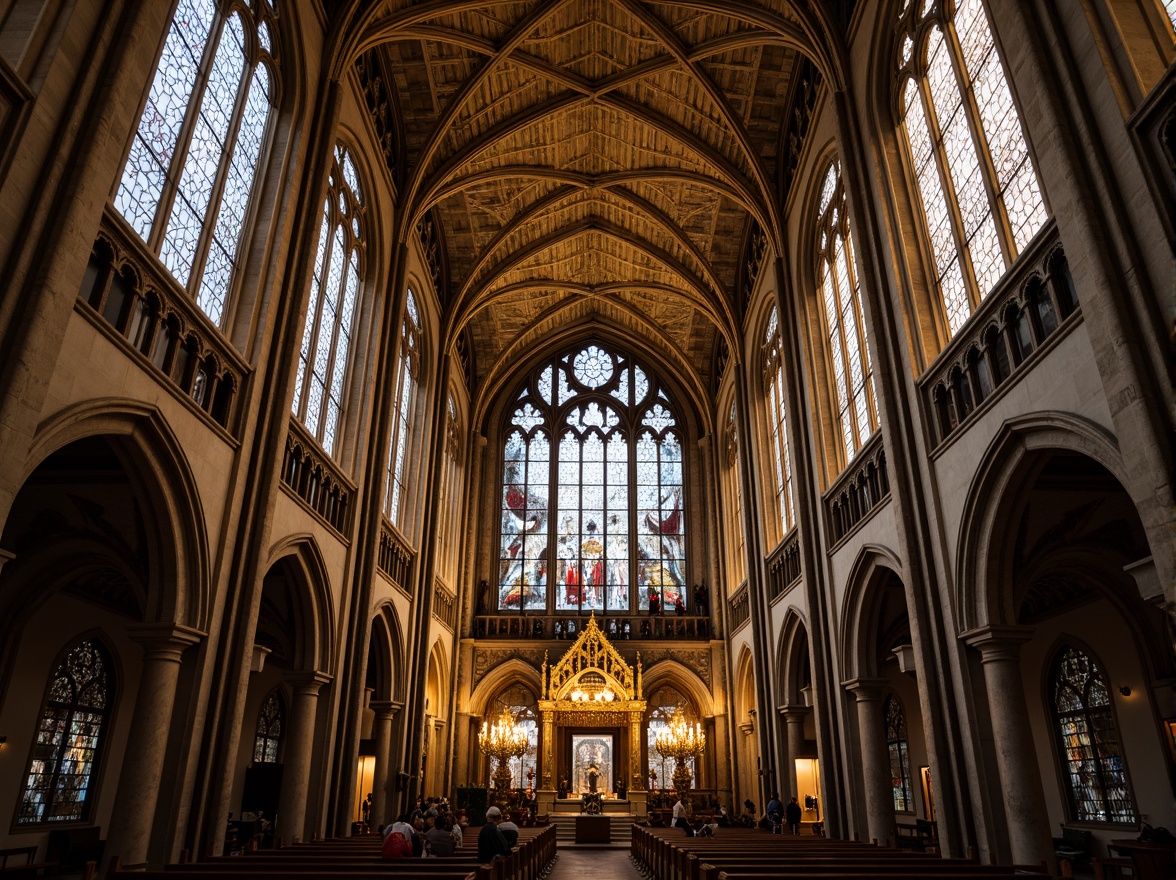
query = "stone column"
(964, 627, 1053, 870)
(780, 706, 809, 798)
(103, 624, 203, 870)
(541, 713, 554, 789)
(844, 679, 896, 845)
(277, 673, 330, 842)
(370, 701, 400, 828)
(629, 712, 643, 791)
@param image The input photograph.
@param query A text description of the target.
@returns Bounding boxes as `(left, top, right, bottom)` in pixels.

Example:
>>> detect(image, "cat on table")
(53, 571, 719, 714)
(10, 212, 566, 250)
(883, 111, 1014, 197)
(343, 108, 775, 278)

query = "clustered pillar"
(844, 679, 897, 846)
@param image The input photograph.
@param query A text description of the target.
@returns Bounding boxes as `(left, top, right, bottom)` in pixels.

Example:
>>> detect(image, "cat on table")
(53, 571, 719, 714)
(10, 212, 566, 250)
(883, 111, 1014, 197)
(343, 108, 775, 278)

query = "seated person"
(425, 817, 456, 857)
(498, 814, 520, 847)
(478, 806, 513, 862)
(381, 816, 415, 859)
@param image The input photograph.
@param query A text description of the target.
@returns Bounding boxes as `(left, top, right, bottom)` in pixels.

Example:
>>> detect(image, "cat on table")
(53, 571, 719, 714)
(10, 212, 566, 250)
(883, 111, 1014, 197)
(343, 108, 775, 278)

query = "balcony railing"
(768, 531, 802, 602)
(281, 420, 354, 534)
(728, 582, 750, 633)
(377, 519, 414, 592)
(825, 433, 890, 545)
(433, 582, 457, 630)
(472, 613, 711, 641)
(79, 212, 250, 433)
(922, 225, 1079, 447)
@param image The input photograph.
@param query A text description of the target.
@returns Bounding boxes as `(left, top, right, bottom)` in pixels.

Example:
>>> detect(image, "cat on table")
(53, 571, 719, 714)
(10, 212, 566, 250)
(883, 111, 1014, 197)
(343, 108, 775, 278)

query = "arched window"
(884, 694, 914, 812)
(762, 307, 795, 536)
(291, 145, 364, 457)
(497, 343, 685, 613)
(816, 162, 877, 462)
(113, 0, 277, 326)
(897, 0, 1049, 336)
(646, 687, 697, 790)
(18, 639, 113, 824)
(1050, 645, 1137, 823)
(253, 690, 284, 763)
(489, 685, 539, 789)
(725, 401, 745, 585)
(384, 289, 421, 524)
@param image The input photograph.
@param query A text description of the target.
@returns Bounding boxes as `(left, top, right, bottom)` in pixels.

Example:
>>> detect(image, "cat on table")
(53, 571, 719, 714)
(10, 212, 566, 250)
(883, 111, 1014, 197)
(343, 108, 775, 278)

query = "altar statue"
(587, 763, 600, 794)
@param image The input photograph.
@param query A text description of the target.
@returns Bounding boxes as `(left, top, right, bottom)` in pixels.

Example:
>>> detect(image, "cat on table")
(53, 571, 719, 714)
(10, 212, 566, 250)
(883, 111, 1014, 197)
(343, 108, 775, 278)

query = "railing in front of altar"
(471, 613, 711, 640)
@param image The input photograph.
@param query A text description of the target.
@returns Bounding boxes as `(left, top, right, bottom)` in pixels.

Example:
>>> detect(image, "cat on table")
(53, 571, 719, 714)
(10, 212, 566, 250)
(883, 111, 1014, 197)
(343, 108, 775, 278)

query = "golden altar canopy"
(537, 614, 647, 790)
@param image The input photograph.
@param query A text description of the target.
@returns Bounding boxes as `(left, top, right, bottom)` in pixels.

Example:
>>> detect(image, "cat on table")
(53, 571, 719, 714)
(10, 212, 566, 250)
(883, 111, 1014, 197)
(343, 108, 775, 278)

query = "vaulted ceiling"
(348, 1, 837, 395)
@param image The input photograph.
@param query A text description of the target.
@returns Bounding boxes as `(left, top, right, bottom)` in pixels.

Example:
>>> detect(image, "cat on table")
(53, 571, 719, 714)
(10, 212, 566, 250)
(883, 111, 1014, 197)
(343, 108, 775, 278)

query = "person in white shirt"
(672, 795, 687, 829)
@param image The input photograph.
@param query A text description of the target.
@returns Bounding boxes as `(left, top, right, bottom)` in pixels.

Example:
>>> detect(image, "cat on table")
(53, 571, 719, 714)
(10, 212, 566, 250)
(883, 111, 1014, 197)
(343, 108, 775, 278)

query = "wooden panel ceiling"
(365, 0, 808, 391)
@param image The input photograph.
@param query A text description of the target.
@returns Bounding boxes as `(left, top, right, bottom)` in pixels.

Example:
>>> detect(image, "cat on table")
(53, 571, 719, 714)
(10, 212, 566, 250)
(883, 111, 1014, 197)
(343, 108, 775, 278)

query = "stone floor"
(546, 845, 644, 880)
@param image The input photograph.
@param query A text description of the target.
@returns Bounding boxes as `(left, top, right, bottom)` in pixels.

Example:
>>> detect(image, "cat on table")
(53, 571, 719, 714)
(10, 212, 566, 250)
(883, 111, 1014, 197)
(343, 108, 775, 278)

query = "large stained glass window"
(113, 0, 277, 326)
(497, 343, 685, 613)
(816, 162, 877, 463)
(291, 146, 364, 457)
(18, 640, 112, 824)
(253, 690, 284, 763)
(490, 686, 539, 789)
(1051, 645, 1137, 824)
(384, 289, 421, 525)
(897, 0, 1048, 336)
(646, 688, 697, 790)
(884, 694, 914, 812)
(762, 308, 795, 537)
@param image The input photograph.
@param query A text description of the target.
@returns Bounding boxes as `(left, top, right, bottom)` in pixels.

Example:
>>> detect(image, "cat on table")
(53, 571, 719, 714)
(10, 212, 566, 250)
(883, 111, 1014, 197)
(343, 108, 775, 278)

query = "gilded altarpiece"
(538, 615, 647, 798)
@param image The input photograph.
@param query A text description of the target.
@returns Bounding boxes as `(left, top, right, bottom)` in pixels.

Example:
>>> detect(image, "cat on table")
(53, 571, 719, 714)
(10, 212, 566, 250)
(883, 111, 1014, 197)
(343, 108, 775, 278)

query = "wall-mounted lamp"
(1119, 686, 1132, 697)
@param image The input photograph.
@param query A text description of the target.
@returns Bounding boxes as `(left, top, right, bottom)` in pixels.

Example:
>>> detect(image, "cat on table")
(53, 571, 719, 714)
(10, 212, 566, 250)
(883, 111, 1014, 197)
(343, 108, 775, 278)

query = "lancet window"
(816, 162, 877, 462)
(253, 690, 284, 763)
(1050, 645, 1137, 824)
(384, 289, 421, 524)
(18, 639, 112, 824)
(497, 343, 686, 613)
(762, 308, 795, 537)
(291, 145, 364, 457)
(646, 688, 697, 789)
(884, 694, 914, 812)
(113, 0, 277, 326)
(490, 686, 539, 789)
(897, 0, 1048, 336)
(725, 401, 745, 585)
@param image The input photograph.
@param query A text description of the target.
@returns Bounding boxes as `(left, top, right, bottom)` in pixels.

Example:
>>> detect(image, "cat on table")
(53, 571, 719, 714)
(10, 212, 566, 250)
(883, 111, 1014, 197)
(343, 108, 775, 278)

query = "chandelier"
(479, 710, 529, 801)
(655, 707, 706, 794)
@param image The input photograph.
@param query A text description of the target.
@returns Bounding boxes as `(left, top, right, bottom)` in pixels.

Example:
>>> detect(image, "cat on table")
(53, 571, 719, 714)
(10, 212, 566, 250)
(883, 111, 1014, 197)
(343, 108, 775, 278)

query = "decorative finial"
(542, 650, 549, 699)
(636, 651, 643, 700)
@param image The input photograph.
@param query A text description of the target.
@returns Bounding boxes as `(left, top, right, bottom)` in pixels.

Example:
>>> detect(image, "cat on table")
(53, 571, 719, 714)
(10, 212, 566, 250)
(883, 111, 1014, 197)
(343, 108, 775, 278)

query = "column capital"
(777, 704, 810, 721)
(288, 671, 332, 695)
(128, 623, 205, 659)
(962, 625, 1034, 661)
(841, 677, 889, 701)
(371, 700, 403, 719)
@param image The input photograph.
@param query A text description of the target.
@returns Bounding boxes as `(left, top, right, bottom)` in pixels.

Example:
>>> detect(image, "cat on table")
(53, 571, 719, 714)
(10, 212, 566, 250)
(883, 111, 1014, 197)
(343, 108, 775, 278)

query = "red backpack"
(382, 831, 413, 859)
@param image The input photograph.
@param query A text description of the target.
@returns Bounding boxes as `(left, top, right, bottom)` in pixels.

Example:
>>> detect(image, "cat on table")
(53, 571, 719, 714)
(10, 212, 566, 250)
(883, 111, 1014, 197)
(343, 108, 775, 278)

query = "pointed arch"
(264, 534, 338, 674)
(838, 544, 904, 681)
(775, 609, 811, 707)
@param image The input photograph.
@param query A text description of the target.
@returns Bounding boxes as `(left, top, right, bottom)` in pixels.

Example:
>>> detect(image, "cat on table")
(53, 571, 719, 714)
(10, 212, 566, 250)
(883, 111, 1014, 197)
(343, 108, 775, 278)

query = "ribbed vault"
(343, 0, 836, 393)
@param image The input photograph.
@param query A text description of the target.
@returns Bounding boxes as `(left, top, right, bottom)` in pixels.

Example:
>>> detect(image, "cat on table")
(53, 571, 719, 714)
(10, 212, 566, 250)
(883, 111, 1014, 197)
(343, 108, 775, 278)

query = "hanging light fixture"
(654, 706, 706, 794)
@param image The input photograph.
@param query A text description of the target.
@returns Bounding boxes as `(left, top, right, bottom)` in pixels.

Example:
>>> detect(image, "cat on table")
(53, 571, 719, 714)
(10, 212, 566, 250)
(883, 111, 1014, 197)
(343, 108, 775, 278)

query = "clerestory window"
(113, 0, 278, 326)
(762, 308, 795, 538)
(497, 343, 686, 613)
(897, 0, 1048, 337)
(291, 145, 364, 457)
(816, 162, 878, 462)
(384, 289, 421, 525)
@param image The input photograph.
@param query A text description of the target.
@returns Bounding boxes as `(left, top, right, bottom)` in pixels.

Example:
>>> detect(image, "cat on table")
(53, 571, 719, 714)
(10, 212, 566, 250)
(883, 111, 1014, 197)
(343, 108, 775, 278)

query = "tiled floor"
(546, 845, 644, 880)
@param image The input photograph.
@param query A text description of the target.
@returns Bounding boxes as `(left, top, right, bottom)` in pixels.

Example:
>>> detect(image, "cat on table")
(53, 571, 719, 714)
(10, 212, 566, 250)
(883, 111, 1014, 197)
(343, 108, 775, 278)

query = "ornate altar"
(538, 614, 647, 796)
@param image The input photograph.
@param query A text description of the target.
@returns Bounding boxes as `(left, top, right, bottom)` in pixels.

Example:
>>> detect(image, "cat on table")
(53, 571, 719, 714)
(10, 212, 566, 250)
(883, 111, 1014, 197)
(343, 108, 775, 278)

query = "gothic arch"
(368, 601, 406, 703)
(18, 399, 210, 631)
(775, 610, 811, 707)
(468, 658, 544, 717)
(838, 543, 904, 681)
(955, 412, 1129, 633)
(641, 660, 712, 719)
(264, 535, 338, 674)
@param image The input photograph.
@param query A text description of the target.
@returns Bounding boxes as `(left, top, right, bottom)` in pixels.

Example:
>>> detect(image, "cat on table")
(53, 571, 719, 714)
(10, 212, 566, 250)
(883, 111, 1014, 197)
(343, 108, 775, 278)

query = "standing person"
(673, 594, 686, 615)
(766, 792, 782, 833)
(478, 807, 512, 862)
(785, 797, 803, 836)
(648, 587, 661, 615)
(693, 583, 709, 616)
(672, 793, 688, 829)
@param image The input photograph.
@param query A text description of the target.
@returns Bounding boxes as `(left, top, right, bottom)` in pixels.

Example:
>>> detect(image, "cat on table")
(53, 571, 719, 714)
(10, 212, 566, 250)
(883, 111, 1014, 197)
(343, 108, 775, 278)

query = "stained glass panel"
(18, 640, 110, 824)
(1051, 646, 1137, 824)
(763, 308, 794, 532)
(253, 692, 283, 763)
(885, 695, 914, 812)
(499, 429, 549, 610)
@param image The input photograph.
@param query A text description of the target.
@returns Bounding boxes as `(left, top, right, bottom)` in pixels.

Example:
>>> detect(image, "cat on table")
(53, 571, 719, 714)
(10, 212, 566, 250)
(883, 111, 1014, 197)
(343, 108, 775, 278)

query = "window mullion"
(919, 71, 982, 312)
(307, 218, 338, 435)
(944, 18, 1017, 269)
(829, 238, 857, 456)
(186, 55, 255, 305)
(322, 248, 348, 443)
(149, 16, 224, 255)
